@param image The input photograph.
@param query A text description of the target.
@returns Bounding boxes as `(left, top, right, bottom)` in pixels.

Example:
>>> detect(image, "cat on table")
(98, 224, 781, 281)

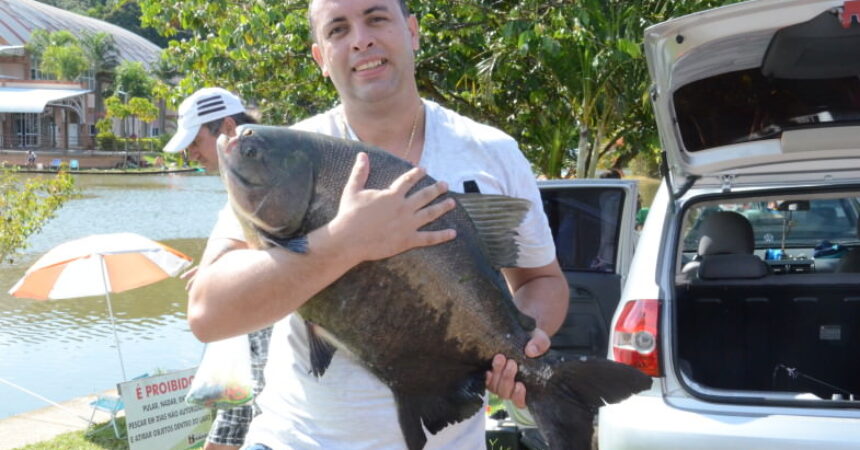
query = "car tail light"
(612, 299, 661, 377)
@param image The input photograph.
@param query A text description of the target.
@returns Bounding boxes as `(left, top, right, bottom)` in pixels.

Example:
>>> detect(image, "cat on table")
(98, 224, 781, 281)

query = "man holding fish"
(188, 0, 572, 448)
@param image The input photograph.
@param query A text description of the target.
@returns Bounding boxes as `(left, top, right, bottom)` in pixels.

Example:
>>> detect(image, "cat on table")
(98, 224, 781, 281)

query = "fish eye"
(241, 145, 259, 159)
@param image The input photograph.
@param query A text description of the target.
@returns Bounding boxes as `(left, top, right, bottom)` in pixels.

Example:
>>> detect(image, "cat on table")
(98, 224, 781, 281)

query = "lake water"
(0, 173, 228, 419)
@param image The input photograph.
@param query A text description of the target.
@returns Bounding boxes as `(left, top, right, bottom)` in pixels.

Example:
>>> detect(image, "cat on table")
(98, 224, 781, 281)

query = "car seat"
(681, 211, 769, 280)
(837, 220, 860, 272)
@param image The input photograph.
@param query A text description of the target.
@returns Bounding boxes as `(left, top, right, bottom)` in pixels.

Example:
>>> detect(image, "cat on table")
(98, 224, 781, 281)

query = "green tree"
(128, 97, 159, 134)
(127, 96, 159, 156)
(0, 170, 76, 263)
(23, 29, 54, 59)
(37, 0, 101, 15)
(138, 0, 333, 123)
(105, 94, 131, 137)
(40, 44, 89, 81)
(80, 31, 120, 119)
(101, 1, 171, 48)
(415, 0, 742, 178)
(25, 29, 79, 57)
(26, 30, 88, 81)
(114, 60, 155, 99)
(149, 53, 180, 134)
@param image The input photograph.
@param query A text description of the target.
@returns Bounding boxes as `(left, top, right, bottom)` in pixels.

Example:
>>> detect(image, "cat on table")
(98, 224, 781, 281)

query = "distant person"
(599, 167, 624, 179)
(593, 168, 626, 270)
(163, 87, 268, 450)
(26, 150, 36, 169)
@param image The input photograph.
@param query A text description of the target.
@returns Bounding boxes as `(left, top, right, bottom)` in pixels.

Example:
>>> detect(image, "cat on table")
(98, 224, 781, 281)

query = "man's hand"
(329, 152, 456, 264)
(485, 328, 551, 409)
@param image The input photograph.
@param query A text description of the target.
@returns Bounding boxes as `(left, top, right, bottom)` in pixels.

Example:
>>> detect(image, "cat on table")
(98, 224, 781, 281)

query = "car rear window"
(682, 196, 860, 253)
(674, 68, 860, 152)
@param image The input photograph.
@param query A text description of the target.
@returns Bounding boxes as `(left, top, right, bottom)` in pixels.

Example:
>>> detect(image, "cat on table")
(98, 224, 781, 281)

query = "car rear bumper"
(598, 394, 860, 450)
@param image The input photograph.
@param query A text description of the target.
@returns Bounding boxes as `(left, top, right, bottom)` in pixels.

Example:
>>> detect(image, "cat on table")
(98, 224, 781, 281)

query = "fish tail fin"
(527, 355, 651, 450)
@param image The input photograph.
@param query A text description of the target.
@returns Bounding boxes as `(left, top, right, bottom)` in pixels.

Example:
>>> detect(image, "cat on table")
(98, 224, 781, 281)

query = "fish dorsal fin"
(453, 193, 530, 268)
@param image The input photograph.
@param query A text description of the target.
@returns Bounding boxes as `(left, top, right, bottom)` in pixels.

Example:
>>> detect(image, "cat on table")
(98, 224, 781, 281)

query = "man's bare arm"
(486, 260, 569, 407)
(503, 262, 569, 337)
(181, 238, 248, 291)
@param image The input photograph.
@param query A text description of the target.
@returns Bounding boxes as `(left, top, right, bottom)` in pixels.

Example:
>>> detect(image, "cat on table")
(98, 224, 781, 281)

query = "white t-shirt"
(230, 99, 555, 449)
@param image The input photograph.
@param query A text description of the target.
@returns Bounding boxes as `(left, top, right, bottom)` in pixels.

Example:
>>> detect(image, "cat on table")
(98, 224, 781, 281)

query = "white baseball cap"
(163, 87, 246, 153)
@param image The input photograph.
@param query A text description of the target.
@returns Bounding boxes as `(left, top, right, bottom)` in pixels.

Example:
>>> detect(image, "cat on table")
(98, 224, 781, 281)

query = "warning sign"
(119, 368, 213, 450)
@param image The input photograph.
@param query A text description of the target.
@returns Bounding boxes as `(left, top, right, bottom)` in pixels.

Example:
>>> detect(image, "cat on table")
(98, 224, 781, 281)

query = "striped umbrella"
(8, 233, 193, 380)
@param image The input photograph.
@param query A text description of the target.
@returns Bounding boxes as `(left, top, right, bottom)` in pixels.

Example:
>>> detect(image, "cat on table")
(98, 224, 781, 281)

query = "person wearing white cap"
(166, 88, 269, 450)
(163, 87, 257, 172)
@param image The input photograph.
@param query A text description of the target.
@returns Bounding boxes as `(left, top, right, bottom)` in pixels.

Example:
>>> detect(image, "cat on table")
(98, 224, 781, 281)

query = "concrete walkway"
(0, 149, 156, 170)
(0, 389, 122, 449)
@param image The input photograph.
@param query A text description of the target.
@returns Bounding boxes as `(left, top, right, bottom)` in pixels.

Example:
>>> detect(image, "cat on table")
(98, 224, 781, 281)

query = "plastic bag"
(185, 334, 254, 409)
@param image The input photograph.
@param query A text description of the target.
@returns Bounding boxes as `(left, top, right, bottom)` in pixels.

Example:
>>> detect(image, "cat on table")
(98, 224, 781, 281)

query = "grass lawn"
(15, 418, 129, 450)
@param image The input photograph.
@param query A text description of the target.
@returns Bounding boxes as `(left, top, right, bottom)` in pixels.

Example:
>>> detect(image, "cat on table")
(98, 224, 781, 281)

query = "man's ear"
(221, 116, 238, 136)
(407, 14, 420, 51)
(311, 43, 329, 77)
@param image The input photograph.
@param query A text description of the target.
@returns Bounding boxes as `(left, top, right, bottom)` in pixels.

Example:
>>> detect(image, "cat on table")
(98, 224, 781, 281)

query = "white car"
(599, 0, 860, 448)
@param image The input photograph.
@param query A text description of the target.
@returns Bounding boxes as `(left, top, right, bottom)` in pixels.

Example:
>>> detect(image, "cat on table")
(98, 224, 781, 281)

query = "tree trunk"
(576, 124, 590, 178)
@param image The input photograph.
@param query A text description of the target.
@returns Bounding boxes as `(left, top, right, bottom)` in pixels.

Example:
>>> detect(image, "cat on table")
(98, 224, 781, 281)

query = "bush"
(120, 137, 160, 152)
(157, 133, 171, 149)
(95, 118, 112, 135)
(97, 132, 118, 151)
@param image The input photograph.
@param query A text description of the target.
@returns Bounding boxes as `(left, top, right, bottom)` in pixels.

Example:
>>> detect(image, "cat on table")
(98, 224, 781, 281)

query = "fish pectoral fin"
(305, 320, 336, 378)
(452, 193, 530, 268)
(261, 232, 308, 254)
(393, 372, 485, 449)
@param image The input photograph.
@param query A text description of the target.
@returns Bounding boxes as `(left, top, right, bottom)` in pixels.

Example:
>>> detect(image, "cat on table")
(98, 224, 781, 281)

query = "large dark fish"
(217, 124, 650, 450)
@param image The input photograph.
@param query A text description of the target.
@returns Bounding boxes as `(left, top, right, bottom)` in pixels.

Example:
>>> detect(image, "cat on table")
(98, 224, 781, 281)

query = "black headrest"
(698, 254, 769, 280)
(698, 211, 754, 256)
(837, 249, 860, 273)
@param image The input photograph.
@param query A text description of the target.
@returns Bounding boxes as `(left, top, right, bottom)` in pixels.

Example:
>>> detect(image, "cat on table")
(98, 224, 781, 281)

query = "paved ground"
(0, 389, 121, 449)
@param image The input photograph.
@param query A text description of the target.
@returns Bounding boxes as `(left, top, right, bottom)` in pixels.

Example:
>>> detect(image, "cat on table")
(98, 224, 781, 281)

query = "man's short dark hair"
(396, 0, 409, 15)
(204, 112, 258, 135)
(308, 0, 410, 40)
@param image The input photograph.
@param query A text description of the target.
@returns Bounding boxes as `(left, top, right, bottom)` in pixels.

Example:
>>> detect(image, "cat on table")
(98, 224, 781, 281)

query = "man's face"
(186, 126, 221, 172)
(310, 0, 419, 105)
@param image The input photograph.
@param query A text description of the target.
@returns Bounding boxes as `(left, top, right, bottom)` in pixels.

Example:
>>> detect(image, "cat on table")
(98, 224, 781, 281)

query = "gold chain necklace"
(402, 103, 422, 163)
(341, 102, 423, 163)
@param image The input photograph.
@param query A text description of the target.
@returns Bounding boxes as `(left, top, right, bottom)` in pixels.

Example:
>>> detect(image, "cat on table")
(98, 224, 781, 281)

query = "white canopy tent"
(0, 87, 90, 113)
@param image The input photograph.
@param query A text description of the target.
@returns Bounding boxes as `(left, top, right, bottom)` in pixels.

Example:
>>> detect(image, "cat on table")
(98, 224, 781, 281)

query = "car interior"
(674, 191, 860, 405)
(540, 186, 629, 361)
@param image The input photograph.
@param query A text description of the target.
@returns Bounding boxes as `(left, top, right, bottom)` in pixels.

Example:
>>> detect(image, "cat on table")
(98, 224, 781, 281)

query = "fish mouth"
(353, 58, 387, 72)
(226, 165, 264, 189)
